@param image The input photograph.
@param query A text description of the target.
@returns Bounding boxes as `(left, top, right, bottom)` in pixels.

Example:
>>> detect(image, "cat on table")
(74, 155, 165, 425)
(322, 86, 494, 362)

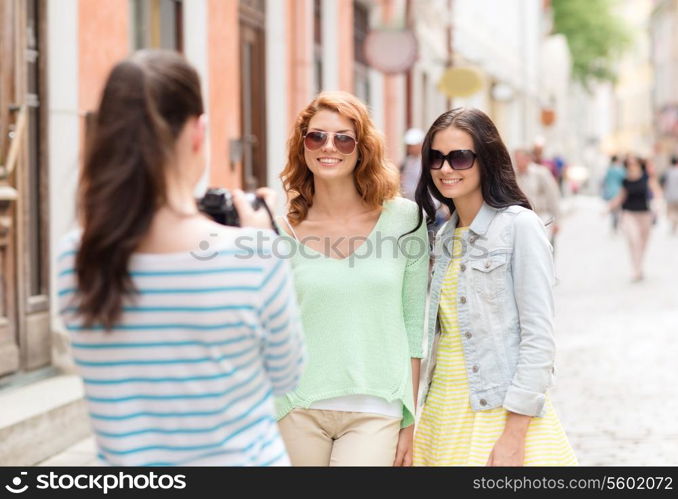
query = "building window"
(313, 0, 323, 93)
(353, 1, 370, 102)
(131, 0, 183, 52)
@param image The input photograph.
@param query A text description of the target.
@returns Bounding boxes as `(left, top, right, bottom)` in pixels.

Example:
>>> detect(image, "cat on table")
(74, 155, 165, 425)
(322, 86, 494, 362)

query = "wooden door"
(0, 0, 50, 379)
(0, 0, 20, 377)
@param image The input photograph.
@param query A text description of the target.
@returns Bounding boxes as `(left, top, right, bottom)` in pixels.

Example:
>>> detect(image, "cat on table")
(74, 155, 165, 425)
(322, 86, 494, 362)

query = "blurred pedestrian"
(533, 141, 566, 192)
(400, 128, 425, 202)
(514, 148, 561, 248)
(645, 157, 660, 225)
(601, 154, 626, 232)
(608, 155, 663, 282)
(401, 127, 450, 235)
(663, 155, 678, 234)
(57, 50, 305, 466)
(276, 91, 428, 466)
(412, 108, 577, 466)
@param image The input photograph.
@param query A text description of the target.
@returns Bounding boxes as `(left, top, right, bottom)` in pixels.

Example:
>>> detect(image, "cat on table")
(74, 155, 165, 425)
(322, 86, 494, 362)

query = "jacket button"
(480, 399, 487, 406)
(470, 235, 477, 243)
(465, 332, 472, 339)
(460, 296, 467, 304)
(472, 365, 479, 373)
(460, 264, 466, 272)
(484, 261, 491, 269)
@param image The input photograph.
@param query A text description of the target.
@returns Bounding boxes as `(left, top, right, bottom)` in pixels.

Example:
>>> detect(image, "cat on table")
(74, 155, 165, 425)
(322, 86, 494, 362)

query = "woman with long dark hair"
(608, 155, 662, 282)
(413, 108, 577, 466)
(57, 50, 305, 466)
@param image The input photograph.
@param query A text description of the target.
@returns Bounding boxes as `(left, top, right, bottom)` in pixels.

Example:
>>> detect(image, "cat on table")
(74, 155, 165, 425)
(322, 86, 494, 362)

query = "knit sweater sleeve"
(400, 206, 429, 358)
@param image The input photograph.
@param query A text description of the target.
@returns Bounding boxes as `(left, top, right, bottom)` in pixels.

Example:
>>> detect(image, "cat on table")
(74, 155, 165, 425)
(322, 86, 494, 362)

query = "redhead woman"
(276, 91, 429, 466)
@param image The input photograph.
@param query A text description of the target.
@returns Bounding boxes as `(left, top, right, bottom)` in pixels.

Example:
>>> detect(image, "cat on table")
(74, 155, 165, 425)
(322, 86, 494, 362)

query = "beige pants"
(278, 408, 401, 466)
(621, 210, 653, 278)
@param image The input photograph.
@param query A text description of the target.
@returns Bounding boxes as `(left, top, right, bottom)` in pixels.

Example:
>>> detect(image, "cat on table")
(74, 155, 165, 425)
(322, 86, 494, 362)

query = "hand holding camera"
(233, 188, 277, 230)
(198, 187, 278, 232)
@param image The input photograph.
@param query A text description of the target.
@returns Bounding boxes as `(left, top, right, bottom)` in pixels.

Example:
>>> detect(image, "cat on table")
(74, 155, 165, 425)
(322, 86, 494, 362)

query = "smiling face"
(430, 126, 482, 204)
(304, 109, 359, 181)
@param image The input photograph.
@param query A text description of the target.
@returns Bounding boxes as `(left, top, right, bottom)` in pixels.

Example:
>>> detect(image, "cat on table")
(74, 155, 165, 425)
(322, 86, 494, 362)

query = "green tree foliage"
(552, 0, 633, 87)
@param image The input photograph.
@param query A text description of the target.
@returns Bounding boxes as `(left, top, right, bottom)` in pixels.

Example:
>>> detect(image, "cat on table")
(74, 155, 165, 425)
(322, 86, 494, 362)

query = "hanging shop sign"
(438, 66, 484, 98)
(541, 107, 556, 127)
(364, 29, 418, 74)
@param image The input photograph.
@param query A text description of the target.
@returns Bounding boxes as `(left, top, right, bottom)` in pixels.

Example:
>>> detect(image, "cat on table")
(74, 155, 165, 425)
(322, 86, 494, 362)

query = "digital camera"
(197, 188, 263, 227)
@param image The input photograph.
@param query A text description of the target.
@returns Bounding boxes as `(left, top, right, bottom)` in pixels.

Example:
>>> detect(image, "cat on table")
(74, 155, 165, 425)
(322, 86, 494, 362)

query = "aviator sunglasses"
(429, 149, 477, 170)
(303, 130, 358, 155)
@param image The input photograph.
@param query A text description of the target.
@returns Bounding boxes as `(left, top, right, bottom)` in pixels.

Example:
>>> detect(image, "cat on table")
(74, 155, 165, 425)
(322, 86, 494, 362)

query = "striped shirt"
(57, 229, 305, 466)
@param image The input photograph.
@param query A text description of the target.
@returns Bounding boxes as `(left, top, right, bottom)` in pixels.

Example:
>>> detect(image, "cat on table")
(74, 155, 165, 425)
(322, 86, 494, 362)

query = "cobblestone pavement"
(549, 195, 678, 466)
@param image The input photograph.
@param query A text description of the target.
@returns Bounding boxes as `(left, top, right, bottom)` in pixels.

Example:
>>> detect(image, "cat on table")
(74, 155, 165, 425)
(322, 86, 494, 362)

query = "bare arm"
(649, 177, 663, 201)
(608, 187, 627, 211)
(411, 358, 421, 408)
(393, 358, 421, 467)
(487, 412, 532, 466)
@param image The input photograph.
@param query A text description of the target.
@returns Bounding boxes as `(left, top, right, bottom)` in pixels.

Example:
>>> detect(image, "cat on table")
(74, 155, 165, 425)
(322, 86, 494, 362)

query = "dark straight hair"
(411, 107, 531, 233)
(75, 50, 204, 330)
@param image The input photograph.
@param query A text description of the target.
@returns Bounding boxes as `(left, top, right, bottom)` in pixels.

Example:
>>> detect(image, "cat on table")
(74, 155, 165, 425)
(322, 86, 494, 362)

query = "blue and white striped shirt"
(57, 229, 305, 466)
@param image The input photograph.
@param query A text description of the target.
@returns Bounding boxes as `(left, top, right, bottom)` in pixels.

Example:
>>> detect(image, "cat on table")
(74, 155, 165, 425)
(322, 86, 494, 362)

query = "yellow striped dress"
(414, 227, 577, 466)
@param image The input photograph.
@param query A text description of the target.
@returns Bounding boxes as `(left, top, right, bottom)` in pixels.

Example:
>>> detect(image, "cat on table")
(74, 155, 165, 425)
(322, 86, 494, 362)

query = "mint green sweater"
(275, 197, 429, 427)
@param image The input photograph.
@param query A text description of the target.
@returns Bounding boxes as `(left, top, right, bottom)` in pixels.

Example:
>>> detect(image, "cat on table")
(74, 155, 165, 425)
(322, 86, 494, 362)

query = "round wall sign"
(363, 29, 418, 74)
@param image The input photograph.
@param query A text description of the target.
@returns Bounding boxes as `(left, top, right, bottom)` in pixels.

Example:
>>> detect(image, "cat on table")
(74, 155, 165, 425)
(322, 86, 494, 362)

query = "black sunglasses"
(429, 149, 477, 170)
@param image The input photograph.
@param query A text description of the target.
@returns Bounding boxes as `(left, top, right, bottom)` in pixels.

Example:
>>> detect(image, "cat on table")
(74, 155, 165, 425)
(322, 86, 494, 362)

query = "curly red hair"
(280, 91, 399, 225)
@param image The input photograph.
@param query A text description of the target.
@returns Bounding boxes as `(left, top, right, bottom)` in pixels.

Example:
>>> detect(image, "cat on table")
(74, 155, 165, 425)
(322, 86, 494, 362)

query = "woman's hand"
(393, 425, 414, 466)
(486, 430, 526, 466)
(233, 188, 276, 230)
(393, 358, 421, 467)
(486, 412, 531, 466)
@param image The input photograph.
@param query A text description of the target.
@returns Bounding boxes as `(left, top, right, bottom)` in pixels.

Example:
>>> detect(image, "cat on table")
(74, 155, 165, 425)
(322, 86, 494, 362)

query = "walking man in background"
(400, 128, 425, 201)
(514, 148, 562, 248)
(400, 127, 449, 231)
(664, 155, 678, 235)
(601, 154, 626, 233)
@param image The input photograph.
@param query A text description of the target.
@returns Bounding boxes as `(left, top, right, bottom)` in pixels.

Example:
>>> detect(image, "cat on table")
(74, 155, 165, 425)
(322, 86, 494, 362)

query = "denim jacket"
(418, 203, 556, 417)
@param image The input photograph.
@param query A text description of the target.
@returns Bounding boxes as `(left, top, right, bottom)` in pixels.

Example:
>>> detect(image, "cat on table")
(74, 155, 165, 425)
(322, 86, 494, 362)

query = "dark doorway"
(239, 0, 267, 190)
